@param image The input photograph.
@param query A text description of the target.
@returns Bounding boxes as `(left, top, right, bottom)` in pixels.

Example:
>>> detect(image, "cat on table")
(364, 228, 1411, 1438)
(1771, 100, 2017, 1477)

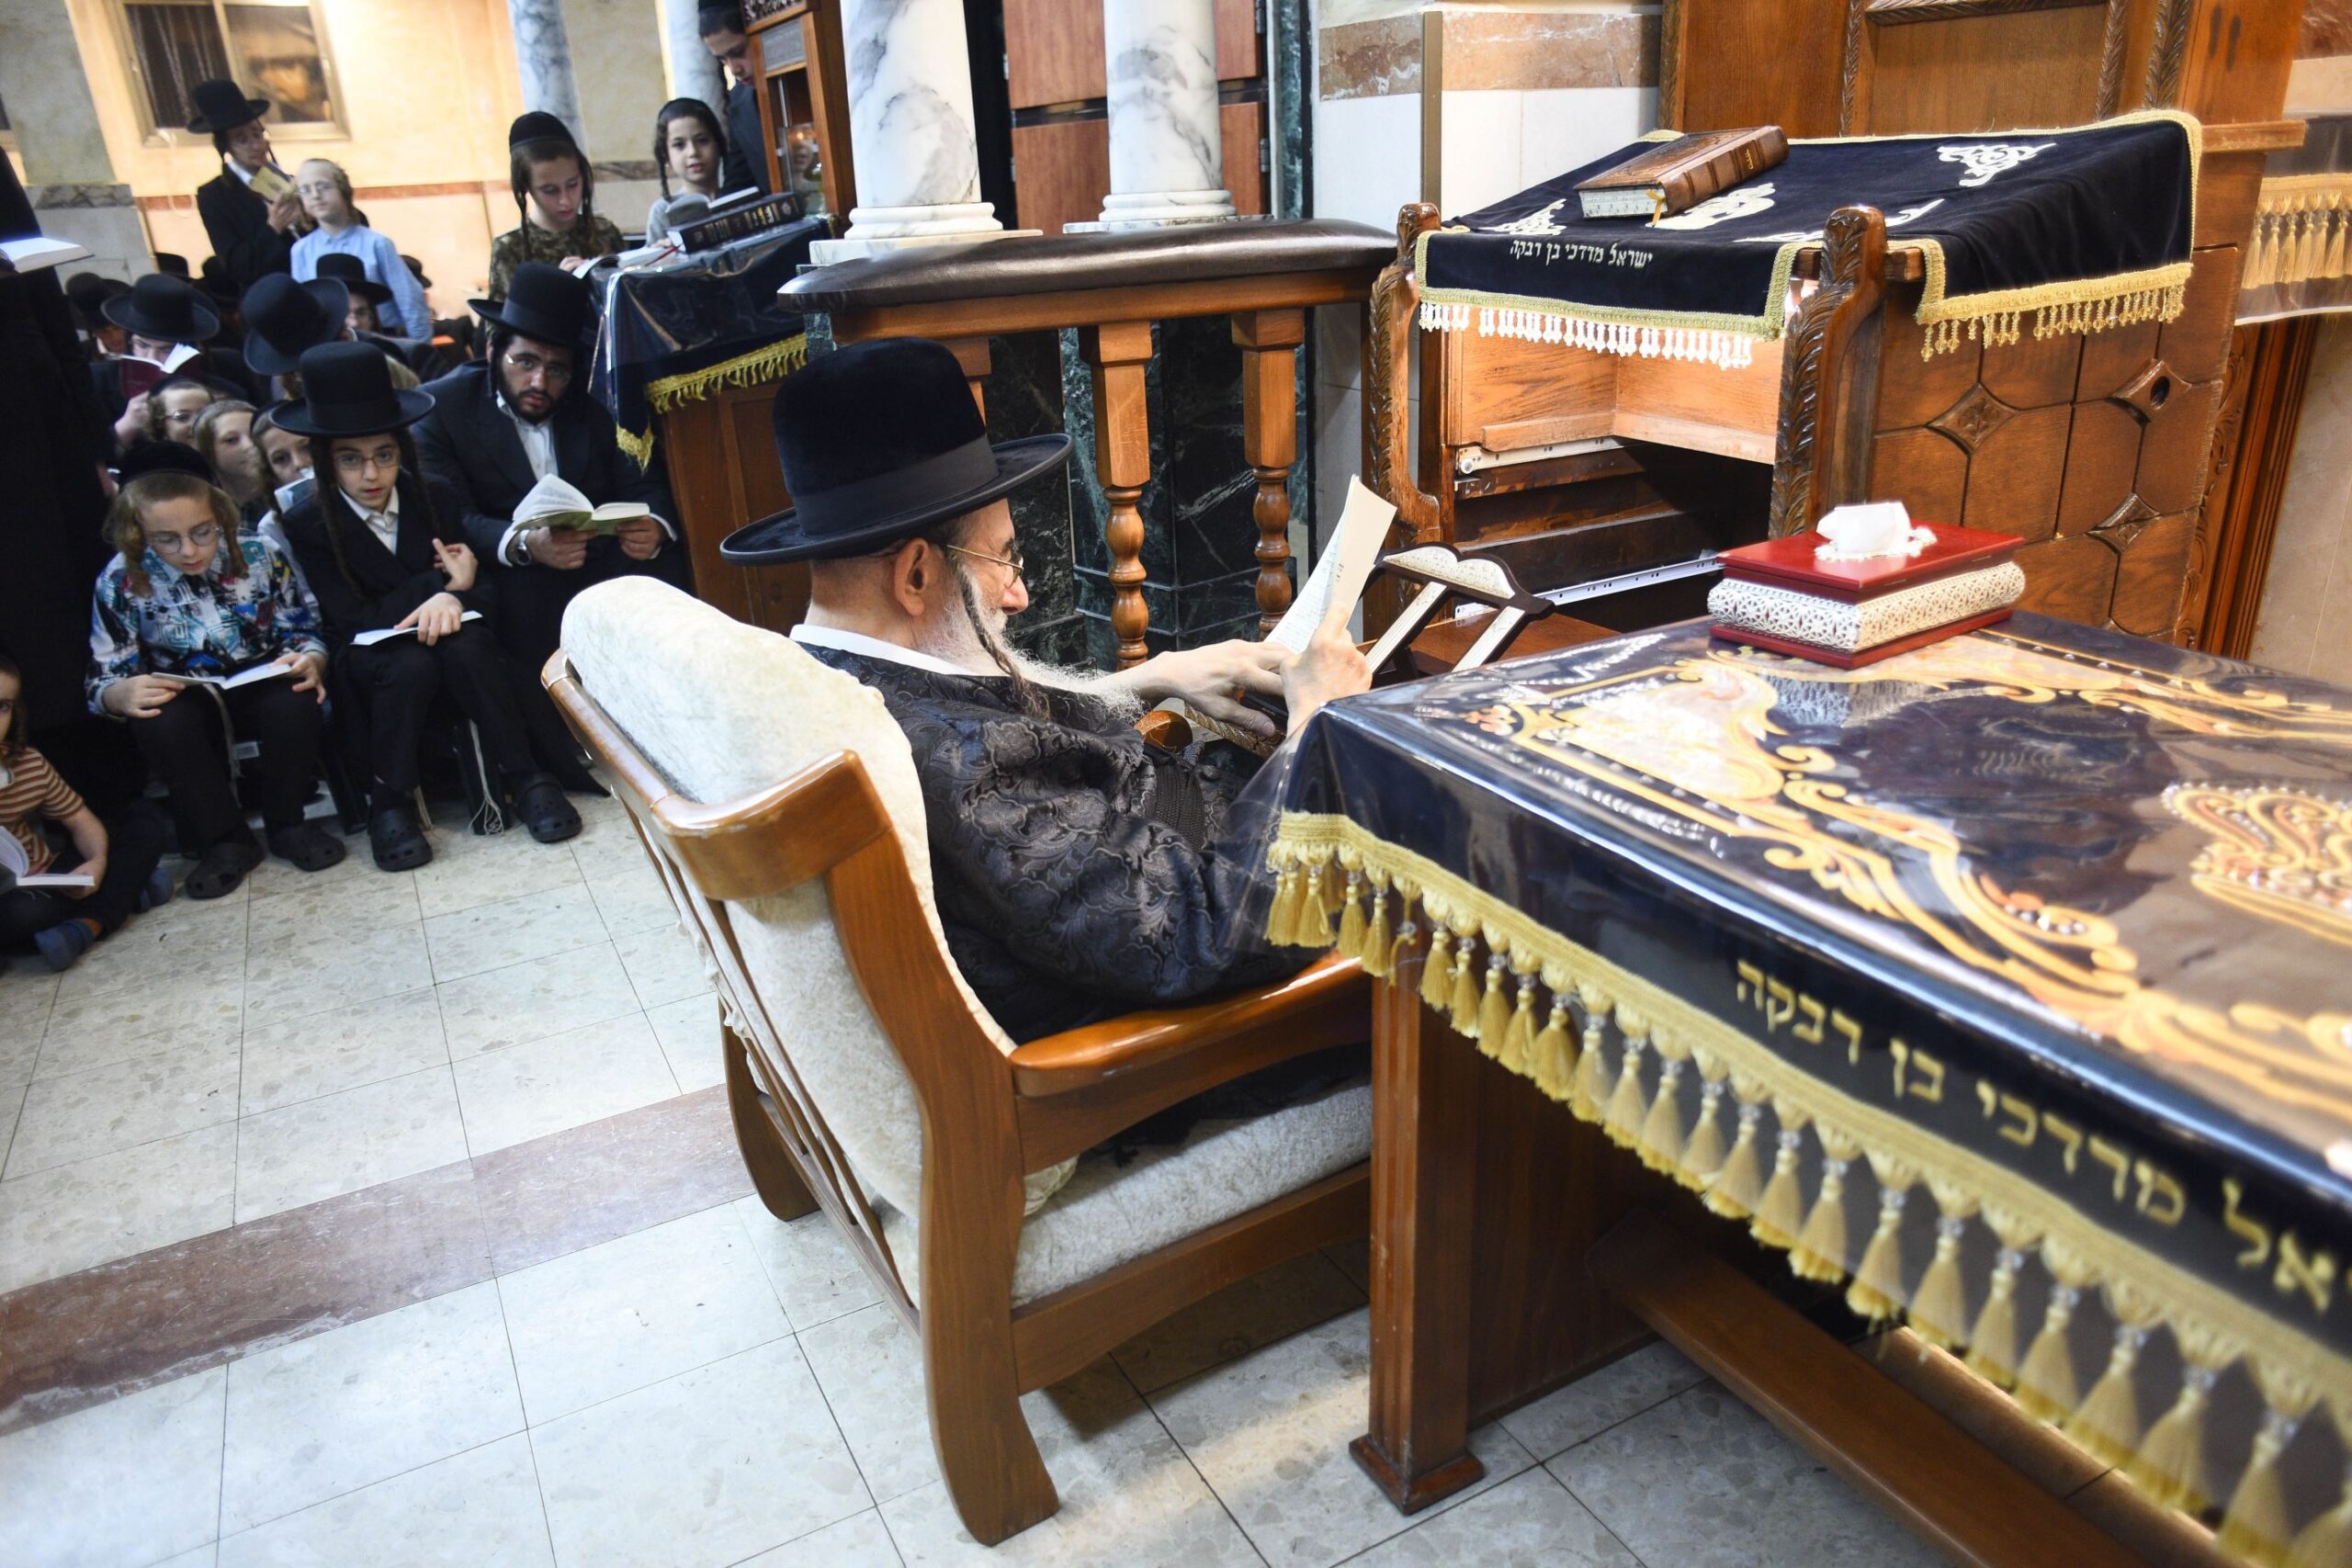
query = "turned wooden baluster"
(1234, 307, 1306, 633)
(1080, 320, 1156, 667)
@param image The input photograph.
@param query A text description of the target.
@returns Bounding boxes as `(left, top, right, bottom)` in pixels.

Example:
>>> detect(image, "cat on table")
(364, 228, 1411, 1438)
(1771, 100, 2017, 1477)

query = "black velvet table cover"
(1416, 113, 2196, 355)
(586, 215, 829, 463)
(1268, 614, 2352, 1560)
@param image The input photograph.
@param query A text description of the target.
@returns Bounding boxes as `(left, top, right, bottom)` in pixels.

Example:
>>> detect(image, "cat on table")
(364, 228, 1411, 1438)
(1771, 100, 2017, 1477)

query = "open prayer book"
(119, 341, 202, 402)
(351, 610, 483, 647)
(0, 830, 94, 892)
(514, 473, 650, 537)
(176, 662, 290, 692)
(1177, 476, 1397, 754)
(1, 235, 92, 274)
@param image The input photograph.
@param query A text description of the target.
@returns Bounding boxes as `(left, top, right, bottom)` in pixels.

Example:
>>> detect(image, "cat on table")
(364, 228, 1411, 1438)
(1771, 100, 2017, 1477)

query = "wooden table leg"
(942, 334, 993, 418)
(1234, 307, 1306, 633)
(1080, 321, 1156, 668)
(1351, 945, 1487, 1513)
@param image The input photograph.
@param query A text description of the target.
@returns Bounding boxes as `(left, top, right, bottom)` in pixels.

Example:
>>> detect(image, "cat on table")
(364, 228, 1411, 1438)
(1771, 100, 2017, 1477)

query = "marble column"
(507, 0, 586, 149)
(656, 0, 727, 115)
(1098, 0, 1235, 226)
(828, 0, 1002, 251)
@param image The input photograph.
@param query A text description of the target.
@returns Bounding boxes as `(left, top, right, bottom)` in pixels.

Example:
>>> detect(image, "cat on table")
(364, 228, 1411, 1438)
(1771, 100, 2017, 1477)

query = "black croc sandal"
(185, 836, 265, 900)
(268, 822, 348, 873)
(514, 775, 582, 845)
(368, 805, 432, 872)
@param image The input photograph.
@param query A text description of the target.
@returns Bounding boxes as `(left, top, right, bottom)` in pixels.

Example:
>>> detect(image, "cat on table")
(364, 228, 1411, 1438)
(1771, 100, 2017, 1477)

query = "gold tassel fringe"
(2285, 1467, 2352, 1568)
(644, 333, 810, 413)
(1255, 823, 2352, 1546)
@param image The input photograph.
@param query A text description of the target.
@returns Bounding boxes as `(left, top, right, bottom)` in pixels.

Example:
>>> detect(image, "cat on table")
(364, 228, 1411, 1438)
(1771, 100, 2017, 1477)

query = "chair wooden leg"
(724, 1022, 819, 1221)
(924, 1301, 1059, 1544)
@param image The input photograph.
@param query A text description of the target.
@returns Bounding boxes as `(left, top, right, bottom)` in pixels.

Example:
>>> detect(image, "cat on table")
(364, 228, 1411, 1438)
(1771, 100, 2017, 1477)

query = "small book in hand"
(1575, 126, 1788, 220)
(0, 832, 96, 891)
(514, 474, 650, 538)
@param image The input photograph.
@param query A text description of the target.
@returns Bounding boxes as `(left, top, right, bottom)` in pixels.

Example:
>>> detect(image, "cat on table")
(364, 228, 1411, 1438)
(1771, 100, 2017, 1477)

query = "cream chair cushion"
(881, 1075, 1372, 1306)
(563, 578, 1031, 1220)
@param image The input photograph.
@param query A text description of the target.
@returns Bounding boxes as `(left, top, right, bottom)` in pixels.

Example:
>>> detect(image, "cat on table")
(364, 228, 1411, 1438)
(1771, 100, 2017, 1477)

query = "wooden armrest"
(1010, 954, 1365, 1098)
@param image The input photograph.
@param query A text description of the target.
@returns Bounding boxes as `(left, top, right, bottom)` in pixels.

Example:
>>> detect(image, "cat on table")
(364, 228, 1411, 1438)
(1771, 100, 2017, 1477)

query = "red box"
(1709, 521, 2022, 667)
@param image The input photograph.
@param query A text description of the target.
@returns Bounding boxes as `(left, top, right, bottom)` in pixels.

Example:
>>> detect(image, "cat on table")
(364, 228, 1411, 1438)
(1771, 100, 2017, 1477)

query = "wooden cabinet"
(744, 0, 855, 219)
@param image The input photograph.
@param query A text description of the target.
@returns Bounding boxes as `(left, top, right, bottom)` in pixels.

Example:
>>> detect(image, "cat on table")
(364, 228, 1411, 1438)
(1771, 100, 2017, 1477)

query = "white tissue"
(1814, 502, 1933, 562)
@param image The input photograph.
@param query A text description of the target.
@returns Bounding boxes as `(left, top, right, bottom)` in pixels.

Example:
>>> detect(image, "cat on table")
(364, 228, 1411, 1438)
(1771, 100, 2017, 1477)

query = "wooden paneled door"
(1002, 0, 1269, 236)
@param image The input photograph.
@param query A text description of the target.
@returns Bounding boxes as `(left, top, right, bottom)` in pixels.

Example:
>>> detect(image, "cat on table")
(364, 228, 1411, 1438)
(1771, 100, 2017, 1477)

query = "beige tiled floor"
(0, 796, 1938, 1567)
(0, 794, 696, 1295)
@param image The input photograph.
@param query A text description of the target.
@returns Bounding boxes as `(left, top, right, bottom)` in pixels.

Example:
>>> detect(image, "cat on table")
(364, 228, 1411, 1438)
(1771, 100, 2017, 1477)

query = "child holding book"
(643, 98, 729, 245)
(0, 654, 174, 970)
(276, 343, 580, 871)
(87, 471, 345, 897)
(487, 117, 625, 304)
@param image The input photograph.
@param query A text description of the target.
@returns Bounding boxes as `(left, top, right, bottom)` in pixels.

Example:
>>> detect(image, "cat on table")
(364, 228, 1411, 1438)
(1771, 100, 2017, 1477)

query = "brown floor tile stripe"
(0, 1086, 752, 1436)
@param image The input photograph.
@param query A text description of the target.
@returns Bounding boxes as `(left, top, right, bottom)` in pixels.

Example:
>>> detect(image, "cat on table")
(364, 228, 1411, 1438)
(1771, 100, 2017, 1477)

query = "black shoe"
(514, 773, 582, 844)
(268, 821, 348, 873)
(368, 803, 432, 871)
(186, 835, 265, 899)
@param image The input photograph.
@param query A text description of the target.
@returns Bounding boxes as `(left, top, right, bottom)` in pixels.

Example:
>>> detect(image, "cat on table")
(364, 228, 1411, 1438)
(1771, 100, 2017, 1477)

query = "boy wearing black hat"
(188, 80, 300, 293)
(721, 337, 1370, 1043)
(414, 262, 682, 679)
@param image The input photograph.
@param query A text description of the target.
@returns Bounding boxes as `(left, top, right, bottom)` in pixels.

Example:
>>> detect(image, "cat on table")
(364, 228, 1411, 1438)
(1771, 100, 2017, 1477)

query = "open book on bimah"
(514, 473, 650, 537)
(0, 830, 95, 892)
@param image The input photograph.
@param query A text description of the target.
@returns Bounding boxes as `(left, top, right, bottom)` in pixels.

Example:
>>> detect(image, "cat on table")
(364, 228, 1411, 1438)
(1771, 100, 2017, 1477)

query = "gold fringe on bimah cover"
(1414, 111, 2199, 366)
(611, 332, 811, 479)
(2243, 175, 2352, 292)
(1264, 812, 2352, 1568)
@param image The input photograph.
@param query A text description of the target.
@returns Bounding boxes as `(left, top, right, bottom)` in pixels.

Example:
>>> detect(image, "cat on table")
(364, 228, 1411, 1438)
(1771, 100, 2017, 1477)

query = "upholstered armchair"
(547, 580, 1372, 1544)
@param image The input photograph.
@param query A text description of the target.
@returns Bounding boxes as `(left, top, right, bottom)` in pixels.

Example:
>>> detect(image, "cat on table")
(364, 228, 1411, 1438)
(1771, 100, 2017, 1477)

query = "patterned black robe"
(802, 645, 1306, 1043)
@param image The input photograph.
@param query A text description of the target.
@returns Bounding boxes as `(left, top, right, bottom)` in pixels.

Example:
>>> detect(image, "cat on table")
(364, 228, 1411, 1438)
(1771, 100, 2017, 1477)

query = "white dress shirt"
(356, 489, 401, 554)
(788, 622, 979, 678)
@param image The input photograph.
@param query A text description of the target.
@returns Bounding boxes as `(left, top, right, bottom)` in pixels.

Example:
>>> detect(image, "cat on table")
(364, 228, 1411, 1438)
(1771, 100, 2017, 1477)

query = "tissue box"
(1708, 521, 2024, 667)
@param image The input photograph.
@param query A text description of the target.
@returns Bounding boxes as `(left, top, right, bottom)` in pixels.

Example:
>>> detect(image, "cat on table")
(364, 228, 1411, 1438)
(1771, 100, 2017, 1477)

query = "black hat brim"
(242, 279, 351, 376)
(269, 385, 436, 438)
(103, 292, 221, 345)
(720, 434, 1072, 565)
(187, 96, 271, 135)
(469, 295, 590, 346)
(342, 277, 395, 306)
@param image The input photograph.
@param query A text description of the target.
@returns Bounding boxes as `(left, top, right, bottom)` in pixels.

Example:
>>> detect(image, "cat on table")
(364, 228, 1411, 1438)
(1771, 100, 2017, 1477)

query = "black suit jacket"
(413, 363, 673, 563)
(722, 80, 771, 197)
(195, 171, 295, 295)
(280, 472, 491, 647)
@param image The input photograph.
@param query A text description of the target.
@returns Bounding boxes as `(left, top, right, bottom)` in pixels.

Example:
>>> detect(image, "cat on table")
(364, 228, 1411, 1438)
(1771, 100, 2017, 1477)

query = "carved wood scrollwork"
(2143, 0, 2191, 107)
(1840, 0, 1871, 133)
(1368, 204, 1443, 548)
(1658, 0, 1684, 130)
(1769, 207, 1890, 536)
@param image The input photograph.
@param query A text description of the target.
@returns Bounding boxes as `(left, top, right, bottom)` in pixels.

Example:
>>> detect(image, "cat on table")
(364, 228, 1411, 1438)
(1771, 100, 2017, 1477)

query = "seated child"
(88, 470, 345, 898)
(0, 655, 172, 971)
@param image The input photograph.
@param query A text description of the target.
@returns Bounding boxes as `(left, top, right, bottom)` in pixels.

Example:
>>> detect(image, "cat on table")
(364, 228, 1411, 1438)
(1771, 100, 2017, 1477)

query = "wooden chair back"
(544, 650, 976, 1326)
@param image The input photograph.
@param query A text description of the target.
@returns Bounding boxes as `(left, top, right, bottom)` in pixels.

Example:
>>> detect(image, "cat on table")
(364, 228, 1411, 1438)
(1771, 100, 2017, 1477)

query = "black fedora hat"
(469, 263, 591, 347)
(187, 80, 270, 136)
(240, 273, 350, 376)
(272, 342, 433, 437)
(720, 338, 1070, 565)
(103, 274, 220, 344)
(312, 252, 392, 307)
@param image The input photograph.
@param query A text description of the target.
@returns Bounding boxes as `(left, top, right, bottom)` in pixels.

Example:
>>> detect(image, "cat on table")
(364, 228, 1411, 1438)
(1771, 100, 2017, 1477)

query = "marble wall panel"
(1317, 6, 1657, 102)
(560, 0, 671, 164)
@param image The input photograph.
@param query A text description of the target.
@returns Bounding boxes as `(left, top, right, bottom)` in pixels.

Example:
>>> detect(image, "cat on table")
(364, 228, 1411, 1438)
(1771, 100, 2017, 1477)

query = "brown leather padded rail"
(782, 219, 1395, 310)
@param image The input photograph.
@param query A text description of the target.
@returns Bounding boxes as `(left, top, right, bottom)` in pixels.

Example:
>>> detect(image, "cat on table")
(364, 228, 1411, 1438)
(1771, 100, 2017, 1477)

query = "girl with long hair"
(644, 98, 729, 244)
(487, 120, 624, 305)
(87, 471, 343, 897)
